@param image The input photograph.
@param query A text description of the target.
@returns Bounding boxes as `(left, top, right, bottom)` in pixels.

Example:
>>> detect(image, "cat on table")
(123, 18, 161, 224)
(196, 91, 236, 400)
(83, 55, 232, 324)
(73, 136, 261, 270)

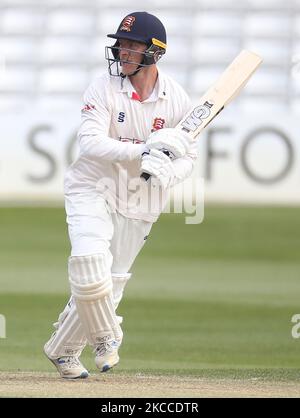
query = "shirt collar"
(117, 67, 168, 102)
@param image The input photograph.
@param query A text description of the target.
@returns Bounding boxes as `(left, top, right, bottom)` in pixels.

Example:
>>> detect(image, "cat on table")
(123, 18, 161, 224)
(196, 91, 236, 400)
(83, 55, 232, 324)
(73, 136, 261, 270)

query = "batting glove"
(141, 149, 176, 189)
(146, 128, 193, 159)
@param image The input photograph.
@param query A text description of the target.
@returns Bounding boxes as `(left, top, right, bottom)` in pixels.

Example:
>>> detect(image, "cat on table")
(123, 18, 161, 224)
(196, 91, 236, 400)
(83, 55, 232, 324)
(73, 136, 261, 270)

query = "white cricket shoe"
(95, 339, 120, 372)
(45, 350, 89, 379)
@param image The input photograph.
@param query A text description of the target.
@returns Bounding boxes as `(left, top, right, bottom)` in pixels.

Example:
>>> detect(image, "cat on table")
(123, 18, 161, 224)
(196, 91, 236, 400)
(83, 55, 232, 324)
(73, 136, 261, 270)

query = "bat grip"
(140, 172, 151, 181)
(141, 149, 173, 181)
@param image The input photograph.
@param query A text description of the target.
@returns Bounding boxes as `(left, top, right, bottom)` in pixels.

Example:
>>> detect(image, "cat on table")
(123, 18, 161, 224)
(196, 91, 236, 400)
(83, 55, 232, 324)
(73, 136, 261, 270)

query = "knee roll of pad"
(69, 254, 112, 301)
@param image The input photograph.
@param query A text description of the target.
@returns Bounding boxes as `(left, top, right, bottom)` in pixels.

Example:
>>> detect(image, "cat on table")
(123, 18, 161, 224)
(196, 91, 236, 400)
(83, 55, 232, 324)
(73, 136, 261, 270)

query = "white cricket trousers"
(44, 192, 152, 359)
(66, 192, 152, 268)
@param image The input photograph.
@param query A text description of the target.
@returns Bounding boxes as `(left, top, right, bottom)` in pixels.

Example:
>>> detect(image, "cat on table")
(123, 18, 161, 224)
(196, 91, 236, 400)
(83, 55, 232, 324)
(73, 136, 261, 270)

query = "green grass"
(0, 206, 300, 380)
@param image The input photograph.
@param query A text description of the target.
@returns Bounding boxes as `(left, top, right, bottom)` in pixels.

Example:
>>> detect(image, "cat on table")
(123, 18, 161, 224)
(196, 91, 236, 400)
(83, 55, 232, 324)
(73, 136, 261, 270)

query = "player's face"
(118, 39, 147, 75)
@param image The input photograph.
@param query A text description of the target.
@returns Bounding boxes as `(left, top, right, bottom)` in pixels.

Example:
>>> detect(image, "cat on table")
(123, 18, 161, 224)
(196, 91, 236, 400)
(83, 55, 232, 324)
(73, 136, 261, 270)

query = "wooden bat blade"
(141, 50, 262, 181)
(178, 50, 262, 138)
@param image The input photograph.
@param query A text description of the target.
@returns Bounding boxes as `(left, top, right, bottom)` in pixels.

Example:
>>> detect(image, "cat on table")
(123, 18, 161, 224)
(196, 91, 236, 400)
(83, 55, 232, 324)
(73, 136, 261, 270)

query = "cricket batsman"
(44, 11, 197, 379)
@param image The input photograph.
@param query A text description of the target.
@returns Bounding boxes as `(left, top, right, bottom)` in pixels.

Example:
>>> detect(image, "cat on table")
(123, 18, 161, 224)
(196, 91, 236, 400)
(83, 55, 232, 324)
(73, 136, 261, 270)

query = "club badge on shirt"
(151, 117, 165, 132)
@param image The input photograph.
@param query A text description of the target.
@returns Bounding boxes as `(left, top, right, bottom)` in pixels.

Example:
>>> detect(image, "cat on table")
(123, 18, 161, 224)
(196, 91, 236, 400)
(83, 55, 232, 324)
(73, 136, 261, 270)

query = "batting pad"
(68, 254, 112, 300)
(69, 254, 122, 347)
(44, 297, 87, 359)
(112, 273, 132, 309)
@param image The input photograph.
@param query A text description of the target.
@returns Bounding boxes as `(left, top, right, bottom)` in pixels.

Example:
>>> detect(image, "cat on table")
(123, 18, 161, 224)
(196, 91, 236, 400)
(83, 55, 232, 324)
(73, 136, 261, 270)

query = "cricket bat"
(141, 49, 262, 181)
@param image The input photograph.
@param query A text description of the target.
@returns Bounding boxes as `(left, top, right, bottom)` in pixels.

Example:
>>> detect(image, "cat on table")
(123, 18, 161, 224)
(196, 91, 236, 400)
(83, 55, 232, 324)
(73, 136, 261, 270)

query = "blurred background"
(0, 0, 299, 203)
(0, 0, 300, 385)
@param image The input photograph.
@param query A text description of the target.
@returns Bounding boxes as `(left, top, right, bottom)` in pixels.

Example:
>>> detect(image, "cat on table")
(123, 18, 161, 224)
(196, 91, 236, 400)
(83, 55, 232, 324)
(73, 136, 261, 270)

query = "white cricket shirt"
(65, 69, 197, 222)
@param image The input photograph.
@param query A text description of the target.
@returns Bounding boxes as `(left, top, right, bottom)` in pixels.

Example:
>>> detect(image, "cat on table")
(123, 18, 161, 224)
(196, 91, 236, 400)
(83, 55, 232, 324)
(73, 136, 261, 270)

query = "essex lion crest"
(151, 117, 165, 132)
(120, 16, 135, 32)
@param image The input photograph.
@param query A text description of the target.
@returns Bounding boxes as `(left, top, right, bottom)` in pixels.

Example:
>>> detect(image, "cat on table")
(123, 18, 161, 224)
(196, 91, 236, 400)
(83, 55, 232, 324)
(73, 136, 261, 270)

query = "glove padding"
(146, 128, 193, 159)
(141, 149, 175, 189)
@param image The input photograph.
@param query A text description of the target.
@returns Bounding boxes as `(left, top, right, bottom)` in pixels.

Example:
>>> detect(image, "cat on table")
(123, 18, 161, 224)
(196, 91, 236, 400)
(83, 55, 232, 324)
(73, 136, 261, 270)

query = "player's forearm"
(79, 135, 144, 162)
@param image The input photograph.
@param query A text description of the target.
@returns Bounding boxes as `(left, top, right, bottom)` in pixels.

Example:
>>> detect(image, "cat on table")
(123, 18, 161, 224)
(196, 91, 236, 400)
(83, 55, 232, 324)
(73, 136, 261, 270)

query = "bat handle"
(141, 149, 173, 181)
(140, 172, 151, 181)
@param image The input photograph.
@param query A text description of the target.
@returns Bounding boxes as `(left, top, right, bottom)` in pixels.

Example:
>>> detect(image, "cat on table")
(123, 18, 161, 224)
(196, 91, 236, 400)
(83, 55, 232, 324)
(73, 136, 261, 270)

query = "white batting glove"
(146, 128, 193, 159)
(141, 149, 175, 189)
